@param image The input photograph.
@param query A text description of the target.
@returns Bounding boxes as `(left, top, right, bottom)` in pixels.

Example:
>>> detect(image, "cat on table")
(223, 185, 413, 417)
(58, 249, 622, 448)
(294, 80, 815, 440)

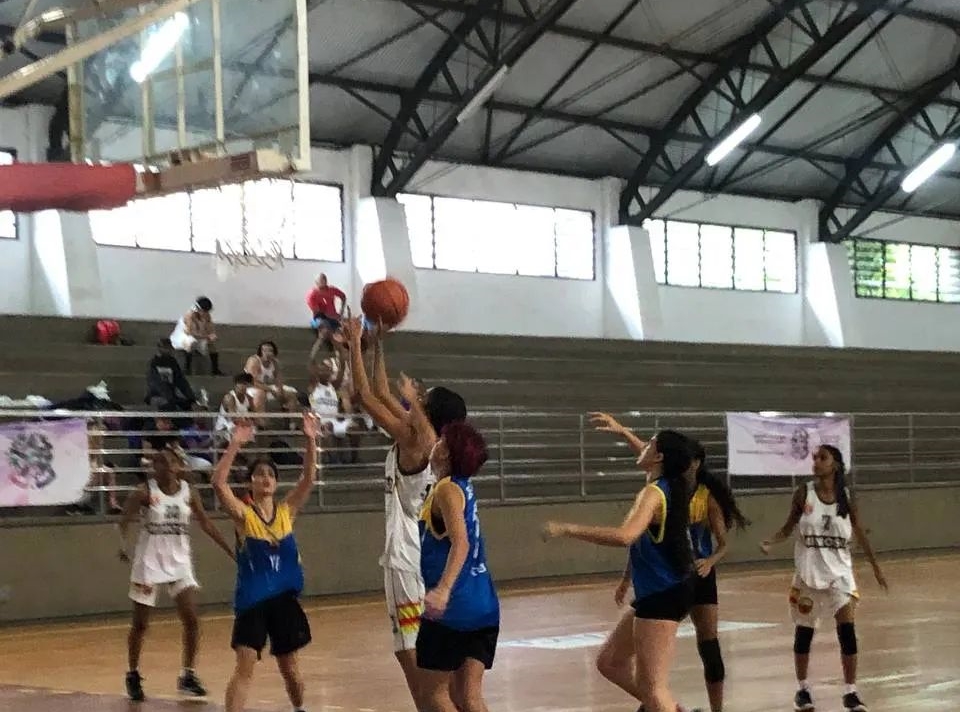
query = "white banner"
(0, 418, 90, 506)
(725, 412, 851, 476)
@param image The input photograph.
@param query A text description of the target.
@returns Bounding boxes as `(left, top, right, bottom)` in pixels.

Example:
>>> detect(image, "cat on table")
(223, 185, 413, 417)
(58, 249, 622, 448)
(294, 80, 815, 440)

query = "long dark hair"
(691, 441, 750, 530)
(819, 444, 850, 518)
(654, 430, 694, 576)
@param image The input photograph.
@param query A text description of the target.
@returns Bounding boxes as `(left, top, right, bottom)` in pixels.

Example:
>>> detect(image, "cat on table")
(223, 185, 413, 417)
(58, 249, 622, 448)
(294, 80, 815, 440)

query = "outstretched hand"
(231, 420, 256, 445)
(589, 412, 626, 435)
(398, 372, 419, 405)
(341, 316, 364, 346)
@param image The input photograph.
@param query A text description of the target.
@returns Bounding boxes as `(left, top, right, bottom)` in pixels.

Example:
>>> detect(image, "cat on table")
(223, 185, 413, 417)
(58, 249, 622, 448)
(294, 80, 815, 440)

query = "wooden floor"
(0, 554, 958, 712)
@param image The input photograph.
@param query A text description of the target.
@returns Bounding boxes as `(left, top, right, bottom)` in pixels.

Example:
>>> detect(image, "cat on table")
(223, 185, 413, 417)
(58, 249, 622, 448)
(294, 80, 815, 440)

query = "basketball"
(361, 278, 409, 330)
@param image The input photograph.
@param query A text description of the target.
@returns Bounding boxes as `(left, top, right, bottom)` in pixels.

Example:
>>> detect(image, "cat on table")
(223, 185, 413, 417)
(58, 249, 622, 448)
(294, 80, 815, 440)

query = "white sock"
(844, 683, 858, 695)
(798, 680, 810, 691)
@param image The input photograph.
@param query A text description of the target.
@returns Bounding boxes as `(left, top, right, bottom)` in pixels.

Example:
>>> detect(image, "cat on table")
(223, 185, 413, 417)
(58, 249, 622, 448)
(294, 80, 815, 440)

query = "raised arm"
(543, 484, 663, 547)
(761, 485, 806, 553)
(212, 423, 255, 523)
(849, 494, 888, 591)
(284, 413, 319, 517)
(372, 331, 407, 420)
(423, 481, 469, 619)
(189, 486, 235, 560)
(343, 316, 410, 441)
(589, 412, 648, 457)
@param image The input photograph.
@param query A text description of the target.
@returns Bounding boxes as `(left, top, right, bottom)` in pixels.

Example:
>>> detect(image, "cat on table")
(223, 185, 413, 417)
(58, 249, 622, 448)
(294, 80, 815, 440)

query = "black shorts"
(231, 591, 312, 658)
(416, 618, 499, 671)
(632, 578, 696, 622)
(693, 568, 719, 606)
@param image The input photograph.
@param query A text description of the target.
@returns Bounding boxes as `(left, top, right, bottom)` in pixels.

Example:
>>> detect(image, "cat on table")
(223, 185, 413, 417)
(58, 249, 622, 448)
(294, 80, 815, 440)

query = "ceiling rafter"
(819, 55, 960, 243)
(618, 0, 889, 226)
(370, 0, 579, 196)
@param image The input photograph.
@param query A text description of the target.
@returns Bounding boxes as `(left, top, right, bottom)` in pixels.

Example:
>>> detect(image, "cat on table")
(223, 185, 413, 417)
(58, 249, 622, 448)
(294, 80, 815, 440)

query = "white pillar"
(29, 211, 102, 316)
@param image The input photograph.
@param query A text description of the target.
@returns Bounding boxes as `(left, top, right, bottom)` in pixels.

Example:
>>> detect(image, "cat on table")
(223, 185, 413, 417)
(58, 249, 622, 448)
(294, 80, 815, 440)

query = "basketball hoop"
(214, 238, 285, 282)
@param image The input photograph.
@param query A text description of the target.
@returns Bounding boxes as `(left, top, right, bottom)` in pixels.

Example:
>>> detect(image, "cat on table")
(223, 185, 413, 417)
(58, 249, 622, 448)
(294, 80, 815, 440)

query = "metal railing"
(1, 408, 959, 522)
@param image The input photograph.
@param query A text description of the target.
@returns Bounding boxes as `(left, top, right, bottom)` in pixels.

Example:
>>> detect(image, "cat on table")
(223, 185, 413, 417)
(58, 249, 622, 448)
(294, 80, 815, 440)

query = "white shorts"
(129, 575, 199, 607)
(789, 574, 858, 628)
(171, 334, 210, 354)
(384, 567, 424, 652)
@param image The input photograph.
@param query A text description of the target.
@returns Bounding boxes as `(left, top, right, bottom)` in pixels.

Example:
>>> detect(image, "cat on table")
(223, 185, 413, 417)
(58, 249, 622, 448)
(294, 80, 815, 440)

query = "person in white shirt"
(342, 317, 467, 712)
(118, 449, 234, 702)
(761, 445, 887, 712)
(244, 341, 299, 413)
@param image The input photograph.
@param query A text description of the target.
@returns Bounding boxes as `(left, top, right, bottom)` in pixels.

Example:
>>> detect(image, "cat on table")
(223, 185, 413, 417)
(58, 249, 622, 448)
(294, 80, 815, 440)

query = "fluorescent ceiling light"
(901, 143, 956, 193)
(706, 113, 762, 166)
(130, 12, 189, 84)
(457, 65, 510, 124)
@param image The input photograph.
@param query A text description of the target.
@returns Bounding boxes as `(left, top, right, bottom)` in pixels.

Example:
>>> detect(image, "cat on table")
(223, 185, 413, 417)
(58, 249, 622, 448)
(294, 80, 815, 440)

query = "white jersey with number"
(130, 479, 195, 585)
(380, 444, 434, 573)
(794, 481, 855, 591)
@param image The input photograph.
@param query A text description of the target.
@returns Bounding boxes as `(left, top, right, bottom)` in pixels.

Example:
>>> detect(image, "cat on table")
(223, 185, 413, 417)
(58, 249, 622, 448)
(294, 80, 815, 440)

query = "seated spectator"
(307, 273, 347, 343)
(244, 340, 299, 413)
(145, 338, 197, 409)
(308, 351, 349, 460)
(170, 296, 223, 375)
(214, 372, 255, 442)
(141, 406, 213, 474)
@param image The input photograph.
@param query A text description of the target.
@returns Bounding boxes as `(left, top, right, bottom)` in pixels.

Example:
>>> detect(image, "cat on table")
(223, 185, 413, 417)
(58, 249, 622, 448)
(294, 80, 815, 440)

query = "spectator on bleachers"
(170, 296, 223, 375)
(140, 406, 213, 474)
(214, 372, 255, 442)
(307, 273, 347, 338)
(145, 338, 197, 410)
(308, 351, 351, 460)
(244, 340, 299, 413)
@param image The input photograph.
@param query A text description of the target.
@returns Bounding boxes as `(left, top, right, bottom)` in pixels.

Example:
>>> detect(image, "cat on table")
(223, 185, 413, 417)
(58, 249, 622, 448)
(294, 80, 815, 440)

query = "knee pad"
(697, 638, 725, 683)
(794, 625, 814, 655)
(837, 622, 858, 655)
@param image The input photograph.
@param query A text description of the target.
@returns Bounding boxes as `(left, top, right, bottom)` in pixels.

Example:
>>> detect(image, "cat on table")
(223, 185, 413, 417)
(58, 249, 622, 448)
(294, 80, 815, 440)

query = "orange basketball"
(361, 278, 410, 330)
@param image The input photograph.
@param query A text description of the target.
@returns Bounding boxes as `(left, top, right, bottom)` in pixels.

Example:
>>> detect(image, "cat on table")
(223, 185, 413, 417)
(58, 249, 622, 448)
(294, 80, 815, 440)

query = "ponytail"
(654, 430, 694, 577)
(692, 441, 750, 530)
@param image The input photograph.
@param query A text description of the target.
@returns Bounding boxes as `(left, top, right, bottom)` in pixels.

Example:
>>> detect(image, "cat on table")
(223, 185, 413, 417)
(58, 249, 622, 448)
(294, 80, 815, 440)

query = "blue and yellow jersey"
(630, 477, 688, 600)
(419, 477, 500, 631)
(235, 502, 304, 613)
(688, 483, 714, 559)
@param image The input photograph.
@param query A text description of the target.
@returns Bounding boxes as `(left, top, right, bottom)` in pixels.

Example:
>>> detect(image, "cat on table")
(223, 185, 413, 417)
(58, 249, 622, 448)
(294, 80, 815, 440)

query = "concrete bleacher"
(2, 314, 960, 510)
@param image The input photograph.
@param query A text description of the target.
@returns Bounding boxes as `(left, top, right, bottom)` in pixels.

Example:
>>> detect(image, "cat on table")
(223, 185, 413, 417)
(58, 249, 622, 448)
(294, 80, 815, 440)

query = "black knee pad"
(837, 622, 858, 655)
(794, 625, 814, 655)
(697, 638, 725, 683)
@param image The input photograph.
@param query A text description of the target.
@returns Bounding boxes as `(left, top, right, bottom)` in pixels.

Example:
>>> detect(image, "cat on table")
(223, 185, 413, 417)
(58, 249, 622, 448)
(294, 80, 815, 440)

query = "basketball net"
(213, 177, 293, 282)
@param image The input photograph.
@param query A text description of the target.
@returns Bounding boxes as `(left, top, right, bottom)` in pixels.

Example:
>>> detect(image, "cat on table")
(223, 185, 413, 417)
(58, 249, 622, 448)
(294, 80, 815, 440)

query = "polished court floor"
(0, 553, 957, 712)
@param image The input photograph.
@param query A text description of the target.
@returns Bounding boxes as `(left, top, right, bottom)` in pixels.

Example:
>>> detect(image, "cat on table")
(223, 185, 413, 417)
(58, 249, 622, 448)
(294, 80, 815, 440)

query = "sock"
(798, 679, 810, 691)
(844, 683, 858, 695)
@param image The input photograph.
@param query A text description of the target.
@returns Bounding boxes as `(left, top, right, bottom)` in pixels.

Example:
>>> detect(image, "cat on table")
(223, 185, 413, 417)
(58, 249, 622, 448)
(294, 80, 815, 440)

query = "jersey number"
(821, 514, 832, 532)
(268, 554, 281, 572)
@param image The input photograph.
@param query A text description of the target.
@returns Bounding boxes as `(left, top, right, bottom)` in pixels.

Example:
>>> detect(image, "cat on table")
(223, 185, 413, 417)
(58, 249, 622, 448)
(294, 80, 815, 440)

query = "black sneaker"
(177, 669, 207, 697)
(125, 671, 145, 702)
(794, 687, 815, 711)
(843, 691, 867, 711)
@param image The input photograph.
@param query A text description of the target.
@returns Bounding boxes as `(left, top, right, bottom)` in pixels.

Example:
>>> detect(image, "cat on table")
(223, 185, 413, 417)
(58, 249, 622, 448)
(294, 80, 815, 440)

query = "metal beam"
(391, 0, 960, 111)
(819, 57, 960, 243)
(370, 0, 578, 196)
(619, 0, 886, 226)
(314, 73, 960, 182)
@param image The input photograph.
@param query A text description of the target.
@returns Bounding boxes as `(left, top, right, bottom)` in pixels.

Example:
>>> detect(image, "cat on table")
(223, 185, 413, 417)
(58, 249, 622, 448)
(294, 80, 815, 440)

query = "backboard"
(68, 0, 311, 173)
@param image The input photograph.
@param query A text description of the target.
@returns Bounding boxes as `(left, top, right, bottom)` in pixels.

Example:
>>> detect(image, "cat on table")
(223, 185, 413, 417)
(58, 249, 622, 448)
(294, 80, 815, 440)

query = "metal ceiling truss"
(369, 0, 578, 197)
(819, 56, 960, 243)
(618, 0, 891, 226)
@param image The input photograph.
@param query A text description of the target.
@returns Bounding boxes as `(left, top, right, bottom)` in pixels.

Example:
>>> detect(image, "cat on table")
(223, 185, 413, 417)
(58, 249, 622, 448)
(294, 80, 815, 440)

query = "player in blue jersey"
(417, 420, 499, 712)
(543, 430, 699, 712)
(590, 417, 750, 712)
(212, 415, 319, 712)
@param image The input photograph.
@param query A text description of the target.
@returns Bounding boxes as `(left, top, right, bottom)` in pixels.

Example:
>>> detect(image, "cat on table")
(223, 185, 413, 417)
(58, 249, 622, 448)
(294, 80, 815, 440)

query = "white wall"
(7, 105, 960, 351)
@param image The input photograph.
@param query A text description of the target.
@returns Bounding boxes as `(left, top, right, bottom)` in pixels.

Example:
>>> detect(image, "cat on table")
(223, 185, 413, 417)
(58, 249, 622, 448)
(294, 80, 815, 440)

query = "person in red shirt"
(307, 273, 347, 337)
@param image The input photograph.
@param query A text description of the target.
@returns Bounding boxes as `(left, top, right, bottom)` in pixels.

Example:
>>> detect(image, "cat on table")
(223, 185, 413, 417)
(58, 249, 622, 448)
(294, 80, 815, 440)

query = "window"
(398, 193, 595, 280)
(0, 149, 16, 239)
(644, 218, 797, 293)
(846, 238, 960, 303)
(90, 179, 343, 261)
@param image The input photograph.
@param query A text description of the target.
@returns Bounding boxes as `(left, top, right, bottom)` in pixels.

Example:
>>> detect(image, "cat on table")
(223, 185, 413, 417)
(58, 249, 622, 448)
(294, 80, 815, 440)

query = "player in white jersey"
(343, 317, 466, 712)
(118, 449, 234, 702)
(761, 445, 887, 712)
